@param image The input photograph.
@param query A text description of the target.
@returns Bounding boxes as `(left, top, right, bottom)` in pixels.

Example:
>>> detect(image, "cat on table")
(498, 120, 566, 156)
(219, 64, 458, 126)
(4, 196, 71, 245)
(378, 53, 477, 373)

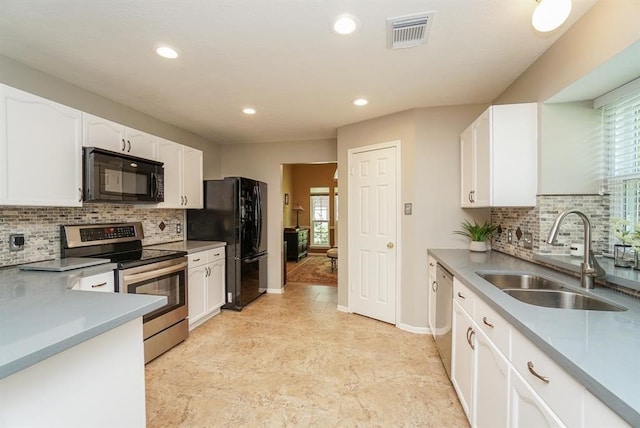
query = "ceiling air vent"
(387, 12, 434, 49)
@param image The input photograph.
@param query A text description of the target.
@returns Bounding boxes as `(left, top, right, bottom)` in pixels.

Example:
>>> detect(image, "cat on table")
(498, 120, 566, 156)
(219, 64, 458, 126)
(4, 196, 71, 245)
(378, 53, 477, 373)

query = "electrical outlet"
(9, 233, 25, 251)
(523, 232, 533, 249)
(507, 230, 513, 244)
(176, 223, 182, 234)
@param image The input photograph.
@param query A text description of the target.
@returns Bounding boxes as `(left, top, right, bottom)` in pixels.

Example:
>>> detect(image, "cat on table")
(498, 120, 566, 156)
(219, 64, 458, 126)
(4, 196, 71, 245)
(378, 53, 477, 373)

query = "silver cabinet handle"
(214, 253, 220, 257)
(127, 140, 132, 152)
(466, 326, 475, 350)
(91, 282, 107, 288)
(193, 258, 201, 262)
(121, 139, 126, 151)
(471, 190, 475, 203)
(482, 317, 494, 328)
(185, 195, 188, 205)
(457, 292, 466, 299)
(468, 191, 473, 202)
(180, 196, 185, 205)
(527, 361, 549, 384)
(78, 188, 83, 202)
(432, 281, 438, 292)
(429, 262, 435, 267)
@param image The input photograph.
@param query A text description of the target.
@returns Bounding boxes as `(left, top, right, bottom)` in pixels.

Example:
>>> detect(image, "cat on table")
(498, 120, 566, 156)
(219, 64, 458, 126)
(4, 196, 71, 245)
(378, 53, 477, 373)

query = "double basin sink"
(477, 272, 627, 312)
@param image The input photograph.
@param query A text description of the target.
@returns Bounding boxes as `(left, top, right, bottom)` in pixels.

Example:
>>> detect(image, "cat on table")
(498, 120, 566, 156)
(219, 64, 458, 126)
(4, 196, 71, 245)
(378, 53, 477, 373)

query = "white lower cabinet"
(450, 276, 627, 428)
(428, 256, 437, 338)
(188, 248, 225, 330)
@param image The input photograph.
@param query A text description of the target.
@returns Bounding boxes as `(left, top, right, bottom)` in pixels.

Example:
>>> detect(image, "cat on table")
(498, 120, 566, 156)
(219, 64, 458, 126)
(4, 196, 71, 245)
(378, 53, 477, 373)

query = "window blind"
(596, 77, 640, 232)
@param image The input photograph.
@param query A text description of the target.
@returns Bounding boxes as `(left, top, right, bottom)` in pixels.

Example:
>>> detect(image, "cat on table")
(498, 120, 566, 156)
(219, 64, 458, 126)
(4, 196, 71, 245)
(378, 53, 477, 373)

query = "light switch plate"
(404, 203, 412, 215)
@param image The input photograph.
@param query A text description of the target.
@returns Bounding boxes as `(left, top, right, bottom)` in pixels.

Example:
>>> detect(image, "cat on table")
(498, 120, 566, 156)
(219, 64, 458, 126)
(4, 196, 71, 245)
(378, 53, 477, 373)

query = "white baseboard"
(266, 287, 283, 294)
(336, 305, 350, 313)
(396, 323, 430, 335)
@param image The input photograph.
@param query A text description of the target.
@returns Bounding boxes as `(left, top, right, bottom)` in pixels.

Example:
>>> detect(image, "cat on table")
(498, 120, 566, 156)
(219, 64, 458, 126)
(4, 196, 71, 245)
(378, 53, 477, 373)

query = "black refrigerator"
(187, 177, 267, 311)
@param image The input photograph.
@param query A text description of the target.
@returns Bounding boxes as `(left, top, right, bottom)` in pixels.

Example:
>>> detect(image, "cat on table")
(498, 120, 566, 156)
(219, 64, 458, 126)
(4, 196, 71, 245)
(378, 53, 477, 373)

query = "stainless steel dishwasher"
(434, 263, 453, 378)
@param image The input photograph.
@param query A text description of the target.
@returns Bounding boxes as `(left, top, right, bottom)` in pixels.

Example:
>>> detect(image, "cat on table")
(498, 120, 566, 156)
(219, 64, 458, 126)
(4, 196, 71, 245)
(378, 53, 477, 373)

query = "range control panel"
(80, 225, 138, 242)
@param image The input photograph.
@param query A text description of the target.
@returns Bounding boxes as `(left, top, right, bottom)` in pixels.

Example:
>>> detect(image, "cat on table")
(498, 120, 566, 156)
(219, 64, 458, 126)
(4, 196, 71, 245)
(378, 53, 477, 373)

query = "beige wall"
(220, 139, 337, 291)
(540, 101, 602, 194)
(0, 55, 222, 179)
(336, 106, 490, 328)
(494, 1, 640, 105)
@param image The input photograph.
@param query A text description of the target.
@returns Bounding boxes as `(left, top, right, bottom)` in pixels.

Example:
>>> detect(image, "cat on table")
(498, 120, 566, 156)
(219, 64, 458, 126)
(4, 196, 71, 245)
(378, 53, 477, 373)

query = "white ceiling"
(0, 0, 598, 144)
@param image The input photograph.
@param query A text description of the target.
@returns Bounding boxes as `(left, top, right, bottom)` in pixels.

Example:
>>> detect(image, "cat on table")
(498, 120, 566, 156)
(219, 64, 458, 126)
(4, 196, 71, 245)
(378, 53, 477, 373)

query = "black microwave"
(83, 147, 164, 203)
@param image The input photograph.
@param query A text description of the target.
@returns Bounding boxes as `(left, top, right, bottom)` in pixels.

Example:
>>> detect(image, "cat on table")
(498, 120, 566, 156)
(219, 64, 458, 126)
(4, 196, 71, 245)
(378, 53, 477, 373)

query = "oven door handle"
(242, 255, 264, 264)
(123, 260, 188, 285)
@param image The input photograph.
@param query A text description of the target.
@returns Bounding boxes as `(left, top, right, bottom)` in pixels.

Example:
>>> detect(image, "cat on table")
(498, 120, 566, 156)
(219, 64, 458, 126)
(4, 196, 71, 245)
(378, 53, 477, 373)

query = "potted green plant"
(454, 219, 499, 252)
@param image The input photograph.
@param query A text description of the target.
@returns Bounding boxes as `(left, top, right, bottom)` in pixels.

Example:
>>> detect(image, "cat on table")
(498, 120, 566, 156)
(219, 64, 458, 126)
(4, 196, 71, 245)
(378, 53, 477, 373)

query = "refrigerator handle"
(256, 185, 262, 250)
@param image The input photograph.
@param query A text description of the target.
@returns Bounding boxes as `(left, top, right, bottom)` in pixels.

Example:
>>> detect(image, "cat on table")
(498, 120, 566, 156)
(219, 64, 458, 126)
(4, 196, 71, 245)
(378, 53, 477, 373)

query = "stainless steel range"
(61, 222, 188, 363)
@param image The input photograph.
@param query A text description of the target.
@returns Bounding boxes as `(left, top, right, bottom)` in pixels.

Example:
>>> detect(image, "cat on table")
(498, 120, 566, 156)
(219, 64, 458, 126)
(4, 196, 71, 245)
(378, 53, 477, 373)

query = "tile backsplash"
(491, 194, 610, 262)
(0, 205, 184, 267)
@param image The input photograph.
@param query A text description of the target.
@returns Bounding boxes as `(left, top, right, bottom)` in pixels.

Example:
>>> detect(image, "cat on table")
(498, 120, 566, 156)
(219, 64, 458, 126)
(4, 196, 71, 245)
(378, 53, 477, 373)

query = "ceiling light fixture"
(155, 45, 179, 59)
(532, 0, 572, 32)
(353, 98, 368, 106)
(333, 14, 358, 35)
(242, 107, 256, 115)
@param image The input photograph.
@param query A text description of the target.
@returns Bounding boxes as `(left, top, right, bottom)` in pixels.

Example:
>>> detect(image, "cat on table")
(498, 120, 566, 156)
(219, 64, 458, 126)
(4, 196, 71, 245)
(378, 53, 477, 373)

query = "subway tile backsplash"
(491, 194, 610, 261)
(0, 205, 183, 267)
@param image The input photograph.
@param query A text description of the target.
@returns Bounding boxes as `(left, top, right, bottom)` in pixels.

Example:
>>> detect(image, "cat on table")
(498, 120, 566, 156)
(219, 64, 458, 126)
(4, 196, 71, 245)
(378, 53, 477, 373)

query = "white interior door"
(348, 143, 399, 324)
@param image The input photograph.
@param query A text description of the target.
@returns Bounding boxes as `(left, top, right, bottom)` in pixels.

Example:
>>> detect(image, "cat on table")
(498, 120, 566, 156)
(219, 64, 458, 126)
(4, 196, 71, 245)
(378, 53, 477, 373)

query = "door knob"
(387, 242, 394, 249)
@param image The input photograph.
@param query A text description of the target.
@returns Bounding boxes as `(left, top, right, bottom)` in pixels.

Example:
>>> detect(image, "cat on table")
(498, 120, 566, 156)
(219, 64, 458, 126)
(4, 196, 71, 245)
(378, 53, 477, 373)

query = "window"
(310, 187, 330, 247)
(597, 77, 640, 245)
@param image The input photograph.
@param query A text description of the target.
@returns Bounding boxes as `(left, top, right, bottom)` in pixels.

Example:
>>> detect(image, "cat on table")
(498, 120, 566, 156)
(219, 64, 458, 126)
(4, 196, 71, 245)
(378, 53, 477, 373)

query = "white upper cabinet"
(461, 103, 538, 207)
(82, 113, 157, 159)
(0, 84, 83, 206)
(157, 138, 203, 209)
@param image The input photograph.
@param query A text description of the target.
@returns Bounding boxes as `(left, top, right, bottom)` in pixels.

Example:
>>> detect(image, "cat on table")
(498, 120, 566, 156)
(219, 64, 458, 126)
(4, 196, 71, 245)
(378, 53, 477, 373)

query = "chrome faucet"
(546, 209, 605, 289)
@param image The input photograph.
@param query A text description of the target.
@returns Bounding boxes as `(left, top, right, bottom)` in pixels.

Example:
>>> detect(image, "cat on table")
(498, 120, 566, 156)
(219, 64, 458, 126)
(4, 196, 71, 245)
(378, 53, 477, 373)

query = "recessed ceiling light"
(156, 45, 179, 59)
(242, 107, 256, 115)
(353, 98, 368, 106)
(333, 15, 358, 35)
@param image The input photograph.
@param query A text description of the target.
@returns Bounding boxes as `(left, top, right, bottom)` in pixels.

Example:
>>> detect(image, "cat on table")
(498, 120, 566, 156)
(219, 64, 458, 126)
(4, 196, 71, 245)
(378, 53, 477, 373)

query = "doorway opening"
(281, 162, 337, 287)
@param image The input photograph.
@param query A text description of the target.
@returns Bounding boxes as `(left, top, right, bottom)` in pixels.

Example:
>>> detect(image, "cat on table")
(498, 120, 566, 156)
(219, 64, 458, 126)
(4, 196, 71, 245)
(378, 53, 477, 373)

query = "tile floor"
(145, 283, 468, 427)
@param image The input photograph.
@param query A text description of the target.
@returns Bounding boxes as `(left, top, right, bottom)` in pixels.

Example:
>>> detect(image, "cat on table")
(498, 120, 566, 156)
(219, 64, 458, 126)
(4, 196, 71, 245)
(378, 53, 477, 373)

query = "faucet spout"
(546, 209, 605, 289)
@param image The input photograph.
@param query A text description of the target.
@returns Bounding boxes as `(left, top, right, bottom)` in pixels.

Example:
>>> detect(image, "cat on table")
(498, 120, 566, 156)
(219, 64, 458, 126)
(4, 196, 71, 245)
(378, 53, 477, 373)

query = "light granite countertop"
(428, 249, 640, 426)
(0, 263, 166, 380)
(145, 240, 226, 254)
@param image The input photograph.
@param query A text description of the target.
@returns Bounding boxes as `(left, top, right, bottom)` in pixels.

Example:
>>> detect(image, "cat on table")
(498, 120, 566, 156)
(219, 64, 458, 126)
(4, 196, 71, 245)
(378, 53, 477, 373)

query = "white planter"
(469, 241, 488, 252)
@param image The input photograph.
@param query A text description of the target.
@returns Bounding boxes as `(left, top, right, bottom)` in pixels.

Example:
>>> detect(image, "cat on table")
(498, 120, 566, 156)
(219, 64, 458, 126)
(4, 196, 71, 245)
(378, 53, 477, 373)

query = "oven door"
(119, 257, 188, 339)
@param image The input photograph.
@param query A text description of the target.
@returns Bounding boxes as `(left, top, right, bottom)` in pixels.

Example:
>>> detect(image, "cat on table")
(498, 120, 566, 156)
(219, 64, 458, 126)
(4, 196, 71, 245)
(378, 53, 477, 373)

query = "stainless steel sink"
(502, 289, 627, 312)
(477, 272, 627, 312)
(477, 273, 566, 291)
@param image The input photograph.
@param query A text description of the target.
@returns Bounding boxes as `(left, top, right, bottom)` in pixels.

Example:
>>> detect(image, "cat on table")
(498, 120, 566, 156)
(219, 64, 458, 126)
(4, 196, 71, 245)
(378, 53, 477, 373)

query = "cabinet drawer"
(453, 278, 474, 317)
(73, 271, 115, 293)
(207, 247, 225, 262)
(474, 296, 510, 358)
(511, 328, 583, 427)
(428, 255, 437, 275)
(188, 251, 208, 267)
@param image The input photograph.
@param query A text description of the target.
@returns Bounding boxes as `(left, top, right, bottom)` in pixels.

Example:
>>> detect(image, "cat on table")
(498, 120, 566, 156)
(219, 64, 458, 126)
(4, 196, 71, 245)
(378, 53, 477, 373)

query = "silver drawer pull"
(214, 253, 220, 256)
(429, 262, 435, 267)
(527, 361, 549, 384)
(193, 258, 201, 262)
(482, 317, 494, 328)
(432, 281, 438, 292)
(457, 292, 466, 299)
(91, 282, 107, 288)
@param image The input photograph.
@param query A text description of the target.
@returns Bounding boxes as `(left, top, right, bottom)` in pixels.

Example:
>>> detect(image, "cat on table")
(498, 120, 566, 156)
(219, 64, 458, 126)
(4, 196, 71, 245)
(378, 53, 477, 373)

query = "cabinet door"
(82, 113, 125, 152)
(206, 259, 226, 312)
(182, 146, 203, 208)
(428, 268, 437, 339)
(452, 300, 474, 421)
(188, 266, 207, 328)
(156, 139, 183, 208)
(473, 109, 491, 207)
(124, 127, 157, 159)
(475, 327, 509, 428)
(0, 85, 83, 206)
(460, 126, 475, 207)
(510, 368, 564, 428)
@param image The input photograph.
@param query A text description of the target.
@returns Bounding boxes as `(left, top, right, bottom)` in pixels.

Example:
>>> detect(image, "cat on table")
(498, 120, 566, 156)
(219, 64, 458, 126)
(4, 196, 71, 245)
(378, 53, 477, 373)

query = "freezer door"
(224, 252, 267, 311)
